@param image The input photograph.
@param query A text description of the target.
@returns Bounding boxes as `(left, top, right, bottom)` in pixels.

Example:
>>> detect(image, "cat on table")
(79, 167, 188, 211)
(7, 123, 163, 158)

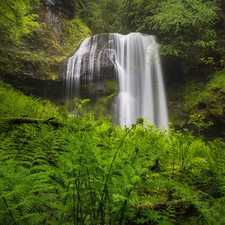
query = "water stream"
(66, 33, 168, 128)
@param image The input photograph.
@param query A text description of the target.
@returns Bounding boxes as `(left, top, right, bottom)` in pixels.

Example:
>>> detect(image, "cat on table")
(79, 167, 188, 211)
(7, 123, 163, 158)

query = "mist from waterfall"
(66, 33, 168, 128)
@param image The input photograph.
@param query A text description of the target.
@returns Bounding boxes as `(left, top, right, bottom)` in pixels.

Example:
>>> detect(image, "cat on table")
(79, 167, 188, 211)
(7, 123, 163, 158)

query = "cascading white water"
(65, 33, 168, 128)
(114, 33, 168, 128)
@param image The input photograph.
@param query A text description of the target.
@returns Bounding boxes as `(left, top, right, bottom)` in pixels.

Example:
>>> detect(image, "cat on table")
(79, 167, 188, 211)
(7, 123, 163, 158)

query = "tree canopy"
(77, 0, 123, 34)
(0, 0, 225, 70)
(0, 0, 39, 43)
(119, 0, 221, 61)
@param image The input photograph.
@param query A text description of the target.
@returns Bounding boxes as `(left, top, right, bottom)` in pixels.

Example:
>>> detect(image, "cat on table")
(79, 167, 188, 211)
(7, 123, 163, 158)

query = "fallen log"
(2, 117, 65, 127)
(137, 198, 187, 211)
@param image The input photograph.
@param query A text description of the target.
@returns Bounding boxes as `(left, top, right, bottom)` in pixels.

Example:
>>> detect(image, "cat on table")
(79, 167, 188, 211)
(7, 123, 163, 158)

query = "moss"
(184, 69, 225, 121)
(62, 16, 92, 57)
(0, 80, 59, 118)
(49, 71, 58, 80)
(82, 80, 118, 95)
(169, 109, 187, 127)
(93, 93, 115, 120)
(93, 81, 118, 119)
(0, 12, 91, 81)
(0, 47, 64, 80)
(105, 80, 118, 95)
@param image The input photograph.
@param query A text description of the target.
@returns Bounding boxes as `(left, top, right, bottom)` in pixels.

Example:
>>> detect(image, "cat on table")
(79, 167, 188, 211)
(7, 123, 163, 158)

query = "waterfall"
(65, 33, 168, 128)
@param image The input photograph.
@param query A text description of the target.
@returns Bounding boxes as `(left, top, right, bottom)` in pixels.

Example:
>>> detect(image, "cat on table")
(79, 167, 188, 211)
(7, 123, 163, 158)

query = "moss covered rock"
(0, 0, 91, 100)
(184, 69, 225, 124)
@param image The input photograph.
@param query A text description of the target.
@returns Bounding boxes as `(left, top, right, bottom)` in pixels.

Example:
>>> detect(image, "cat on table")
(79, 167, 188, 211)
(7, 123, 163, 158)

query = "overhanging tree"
(146, 0, 219, 59)
(0, 0, 39, 43)
(122, 0, 220, 63)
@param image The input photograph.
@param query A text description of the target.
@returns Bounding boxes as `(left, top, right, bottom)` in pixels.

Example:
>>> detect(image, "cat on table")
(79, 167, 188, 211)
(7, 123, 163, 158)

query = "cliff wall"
(0, 0, 91, 102)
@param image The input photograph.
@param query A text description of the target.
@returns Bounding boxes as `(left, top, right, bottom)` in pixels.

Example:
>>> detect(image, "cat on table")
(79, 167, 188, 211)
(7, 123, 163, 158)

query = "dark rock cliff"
(59, 34, 118, 111)
(39, 0, 76, 44)
(0, 0, 91, 103)
(59, 50, 116, 82)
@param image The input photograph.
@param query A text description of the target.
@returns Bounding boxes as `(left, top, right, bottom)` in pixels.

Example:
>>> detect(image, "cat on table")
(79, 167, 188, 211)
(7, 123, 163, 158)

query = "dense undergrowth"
(184, 69, 225, 122)
(1, 81, 225, 225)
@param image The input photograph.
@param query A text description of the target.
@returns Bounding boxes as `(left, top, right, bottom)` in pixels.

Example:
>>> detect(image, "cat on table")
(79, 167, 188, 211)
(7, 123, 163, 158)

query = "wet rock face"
(39, 0, 76, 44)
(59, 34, 117, 83)
(59, 34, 118, 105)
(80, 50, 116, 82)
(59, 51, 116, 83)
(58, 58, 68, 81)
(59, 57, 116, 83)
(0, 0, 88, 105)
(92, 82, 106, 93)
(58, 48, 116, 101)
(168, 99, 185, 119)
(1, 74, 64, 103)
(40, 0, 75, 19)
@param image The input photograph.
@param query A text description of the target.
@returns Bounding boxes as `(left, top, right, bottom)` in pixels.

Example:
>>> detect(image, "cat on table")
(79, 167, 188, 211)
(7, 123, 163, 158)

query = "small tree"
(188, 113, 213, 136)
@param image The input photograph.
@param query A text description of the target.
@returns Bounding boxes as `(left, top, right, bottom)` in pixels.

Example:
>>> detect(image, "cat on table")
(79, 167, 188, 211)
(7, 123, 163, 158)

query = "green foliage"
(1, 81, 225, 224)
(93, 81, 118, 120)
(73, 98, 91, 116)
(0, 80, 59, 119)
(0, 2, 91, 80)
(62, 16, 92, 56)
(201, 57, 216, 65)
(184, 70, 225, 121)
(119, 0, 220, 66)
(0, 0, 39, 43)
(149, 0, 218, 56)
(135, 209, 173, 224)
(184, 79, 206, 114)
(188, 113, 213, 134)
(118, 0, 162, 33)
(77, 0, 123, 34)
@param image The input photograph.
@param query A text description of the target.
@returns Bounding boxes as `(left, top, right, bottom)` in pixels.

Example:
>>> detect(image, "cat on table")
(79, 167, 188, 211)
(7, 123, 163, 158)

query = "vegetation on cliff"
(76, 0, 122, 34)
(77, 0, 225, 129)
(184, 69, 225, 122)
(1, 80, 225, 224)
(0, 0, 39, 43)
(0, 0, 92, 80)
(1, 0, 225, 78)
